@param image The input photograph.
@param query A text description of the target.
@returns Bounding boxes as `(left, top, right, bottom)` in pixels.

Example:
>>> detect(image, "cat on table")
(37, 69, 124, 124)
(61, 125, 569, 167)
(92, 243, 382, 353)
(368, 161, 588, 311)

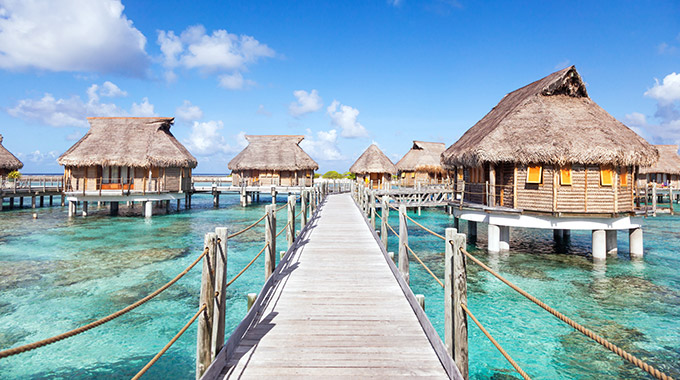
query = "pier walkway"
(203, 192, 458, 379)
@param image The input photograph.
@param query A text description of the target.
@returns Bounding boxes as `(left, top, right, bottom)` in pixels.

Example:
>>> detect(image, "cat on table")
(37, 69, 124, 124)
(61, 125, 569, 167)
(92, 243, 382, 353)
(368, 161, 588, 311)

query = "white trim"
(65, 193, 182, 202)
(453, 208, 642, 230)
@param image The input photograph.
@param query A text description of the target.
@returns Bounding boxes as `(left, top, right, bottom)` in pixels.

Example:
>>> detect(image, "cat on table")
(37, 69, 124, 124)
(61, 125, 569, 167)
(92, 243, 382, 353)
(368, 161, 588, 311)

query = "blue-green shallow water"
(0, 196, 678, 379)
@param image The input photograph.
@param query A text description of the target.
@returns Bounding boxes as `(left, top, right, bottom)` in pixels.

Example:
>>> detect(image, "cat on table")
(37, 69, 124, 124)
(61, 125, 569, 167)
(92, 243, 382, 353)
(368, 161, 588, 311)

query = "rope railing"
(385, 221, 398, 237)
(0, 246, 209, 359)
(276, 221, 290, 238)
(460, 303, 531, 380)
(226, 243, 269, 287)
(458, 244, 674, 380)
(132, 304, 207, 380)
(276, 203, 287, 212)
(404, 213, 446, 241)
(404, 244, 444, 288)
(228, 213, 267, 239)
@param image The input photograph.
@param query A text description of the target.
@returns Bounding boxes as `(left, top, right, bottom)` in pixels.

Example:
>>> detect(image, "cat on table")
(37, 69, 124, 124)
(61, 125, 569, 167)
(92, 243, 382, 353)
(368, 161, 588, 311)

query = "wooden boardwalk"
(203, 192, 458, 379)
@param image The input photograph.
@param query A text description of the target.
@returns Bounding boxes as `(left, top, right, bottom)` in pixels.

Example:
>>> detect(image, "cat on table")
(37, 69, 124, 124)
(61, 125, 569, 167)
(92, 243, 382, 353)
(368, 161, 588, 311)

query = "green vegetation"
(343, 172, 356, 179)
(314, 173, 321, 178)
(7, 170, 21, 180)
(322, 171, 344, 179)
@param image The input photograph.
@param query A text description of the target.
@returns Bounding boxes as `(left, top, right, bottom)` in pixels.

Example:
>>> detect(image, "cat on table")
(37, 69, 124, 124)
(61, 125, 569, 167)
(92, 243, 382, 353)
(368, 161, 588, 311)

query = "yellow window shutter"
(527, 165, 542, 184)
(620, 167, 628, 186)
(600, 166, 613, 186)
(560, 166, 572, 185)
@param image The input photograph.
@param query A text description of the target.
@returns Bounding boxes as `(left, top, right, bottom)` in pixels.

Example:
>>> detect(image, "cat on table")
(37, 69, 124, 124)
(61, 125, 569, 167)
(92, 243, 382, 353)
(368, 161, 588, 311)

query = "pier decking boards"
(204, 193, 455, 379)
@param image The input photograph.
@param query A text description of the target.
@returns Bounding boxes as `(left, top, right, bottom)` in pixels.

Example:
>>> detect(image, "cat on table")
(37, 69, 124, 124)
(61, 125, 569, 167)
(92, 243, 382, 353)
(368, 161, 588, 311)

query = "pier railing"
(353, 185, 675, 380)
(0, 183, 331, 379)
(0, 176, 63, 192)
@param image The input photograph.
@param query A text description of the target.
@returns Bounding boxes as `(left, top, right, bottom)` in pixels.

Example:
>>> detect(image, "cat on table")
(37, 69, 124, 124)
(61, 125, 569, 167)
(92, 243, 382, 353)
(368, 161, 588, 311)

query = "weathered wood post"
(265, 204, 276, 279)
(445, 228, 468, 379)
(370, 191, 376, 230)
(247, 293, 257, 312)
(416, 294, 425, 310)
(398, 205, 409, 284)
(301, 190, 308, 230)
(381, 197, 389, 249)
(271, 186, 277, 205)
(197, 232, 217, 379)
(652, 182, 657, 216)
(670, 186, 675, 215)
(212, 227, 228, 360)
(287, 195, 295, 247)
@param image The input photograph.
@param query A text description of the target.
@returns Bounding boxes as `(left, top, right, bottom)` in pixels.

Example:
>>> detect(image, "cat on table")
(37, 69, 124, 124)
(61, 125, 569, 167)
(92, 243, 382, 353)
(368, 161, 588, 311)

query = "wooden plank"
(203, 193, 455, 380)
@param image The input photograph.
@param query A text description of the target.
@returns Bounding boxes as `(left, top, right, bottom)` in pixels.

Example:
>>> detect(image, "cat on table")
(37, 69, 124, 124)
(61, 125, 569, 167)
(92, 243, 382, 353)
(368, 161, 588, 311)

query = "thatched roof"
(396, 141, 447, 174)
(441, 66, 658, 168)
(0, 134, 23, 171)
(227, 135, 319, 171)
(639, 145, 680, 175)
(349, 144, 397, 174)
(58, 117, 197, 168)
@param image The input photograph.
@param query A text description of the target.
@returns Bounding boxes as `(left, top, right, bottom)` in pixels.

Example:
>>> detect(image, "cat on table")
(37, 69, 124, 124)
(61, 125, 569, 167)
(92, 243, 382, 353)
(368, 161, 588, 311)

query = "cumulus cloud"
(300, 129, 344, 161)
(7, 82, 155, 127)
(0, 0, 149, 76)
(185, 120, 247, 156)
(289, 89, 323, 117)
(19, 150, 59, 164)
(628, 72, 680, 145)
(645, 72, 680, 105)
(176, 100, 203, 122)
(327, 100, 369, 138)
(157, 25, 274, 89)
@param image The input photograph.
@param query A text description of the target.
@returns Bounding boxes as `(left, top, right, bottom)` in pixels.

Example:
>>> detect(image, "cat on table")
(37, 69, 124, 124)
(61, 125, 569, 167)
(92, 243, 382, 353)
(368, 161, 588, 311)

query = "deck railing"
(0, 183, 331, 380)
(354, 185, 675, 380)
(0, 176, 63, 192)
(64, 177, 169, 195)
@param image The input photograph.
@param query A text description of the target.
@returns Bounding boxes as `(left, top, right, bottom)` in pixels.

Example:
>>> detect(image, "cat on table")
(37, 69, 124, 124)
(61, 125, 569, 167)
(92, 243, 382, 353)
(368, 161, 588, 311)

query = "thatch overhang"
(227, 135, 319, 171)
(441, 66, 658, 169)
(639, 145, 680, 175)
(0, 134, 23, 171)
(349, 144, 397, 175)
(396, 141, 447, 174)
(58, 117, 198, 168)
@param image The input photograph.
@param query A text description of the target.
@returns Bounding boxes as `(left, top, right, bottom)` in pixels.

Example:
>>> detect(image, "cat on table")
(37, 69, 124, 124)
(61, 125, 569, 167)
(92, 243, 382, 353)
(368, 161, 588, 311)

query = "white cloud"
(327, 100, 369, 138)
(218, 72, 254, 90)
(7, 82, 155, 127)
(300, 128, 344, 160)
(185, 120, 247, 155)
(99, 81, 128, 97)
(130, 97, 156, 116)
(257, 104, 272, 117)
(0, 0, 149, 76)
(629, 73, 680, 145)
(387, 0, 404, 7)
(176, 100, 203, 122)
(645, 72, 680, 105)
(289, 89, 323, 117)
(24, 150, 59, 164)
(157, 24, 274, 89)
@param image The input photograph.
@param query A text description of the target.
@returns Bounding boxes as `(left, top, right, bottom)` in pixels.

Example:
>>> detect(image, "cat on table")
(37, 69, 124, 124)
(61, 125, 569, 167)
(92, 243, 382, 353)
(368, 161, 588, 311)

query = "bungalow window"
(560, 166, 572, 185)
(600, 166, 614, 186)
(457, 168, 464, 181)
(411, 173, 415, 178)
(401, 172, 406, 178)
(620, 167, 628, 187)
(526, 165, 542, 184)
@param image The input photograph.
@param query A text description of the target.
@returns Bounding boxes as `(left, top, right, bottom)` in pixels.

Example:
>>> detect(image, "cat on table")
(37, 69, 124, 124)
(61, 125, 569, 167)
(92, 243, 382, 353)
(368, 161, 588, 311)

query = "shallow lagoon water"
(0, 194, 678, 379)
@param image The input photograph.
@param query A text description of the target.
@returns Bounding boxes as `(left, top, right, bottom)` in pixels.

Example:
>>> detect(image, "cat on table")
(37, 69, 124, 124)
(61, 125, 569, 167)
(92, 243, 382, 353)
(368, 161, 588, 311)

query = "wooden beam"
(196, 232, 216, 379)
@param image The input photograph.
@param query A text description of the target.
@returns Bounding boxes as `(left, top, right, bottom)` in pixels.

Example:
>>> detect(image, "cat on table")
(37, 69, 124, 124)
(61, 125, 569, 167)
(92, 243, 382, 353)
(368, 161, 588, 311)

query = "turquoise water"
(0, 195, 679, 379)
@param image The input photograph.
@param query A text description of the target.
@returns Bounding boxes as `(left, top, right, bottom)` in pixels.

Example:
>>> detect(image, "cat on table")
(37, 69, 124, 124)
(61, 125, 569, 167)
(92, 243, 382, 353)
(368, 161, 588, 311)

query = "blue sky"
(0, 0, 678, 174)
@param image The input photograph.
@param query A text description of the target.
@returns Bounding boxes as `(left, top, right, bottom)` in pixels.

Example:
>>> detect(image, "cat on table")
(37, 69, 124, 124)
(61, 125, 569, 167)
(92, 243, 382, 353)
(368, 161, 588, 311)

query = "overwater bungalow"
(441, 66, 658, 259)
(350, 144, 397, 190)
(639, 145, 680, 188)
(228, 135, 318, 187)
(396, 141, 449, 186)
(58, 117, 197, 217)
(0, 134, 23, 177)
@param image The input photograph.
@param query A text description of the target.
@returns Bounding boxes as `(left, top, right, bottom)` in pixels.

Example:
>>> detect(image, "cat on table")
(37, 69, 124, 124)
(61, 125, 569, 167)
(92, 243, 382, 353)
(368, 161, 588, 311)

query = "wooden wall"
(233, 169, 314, 186)
(461, 163, 635, 214)
(64, 165, 190, 193)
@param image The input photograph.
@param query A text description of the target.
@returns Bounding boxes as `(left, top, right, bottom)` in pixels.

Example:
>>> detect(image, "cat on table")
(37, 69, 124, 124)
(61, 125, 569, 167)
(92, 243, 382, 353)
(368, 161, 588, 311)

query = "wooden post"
(398, 205, 409, 284)
(370, 191, 376, 230)
(301, 190, 308, 230)
(196, 232, 216, 379)
(670, 186, 675, 215)
(489, 164, 496, 207)
(212, 227, 228, 360)
(381, 197, 389, 249)
(287, 195, 295, 247)
(652, 182, 657, 216)
(265, 204, 276, 279)
(445, 228, 468, 379)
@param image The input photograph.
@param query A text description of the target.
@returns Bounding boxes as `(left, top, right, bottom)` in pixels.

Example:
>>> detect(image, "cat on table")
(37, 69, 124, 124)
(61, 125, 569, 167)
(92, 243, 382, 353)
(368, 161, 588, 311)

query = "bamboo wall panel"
(516, 165, 553, 212)
(556, 164, 587, 212)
